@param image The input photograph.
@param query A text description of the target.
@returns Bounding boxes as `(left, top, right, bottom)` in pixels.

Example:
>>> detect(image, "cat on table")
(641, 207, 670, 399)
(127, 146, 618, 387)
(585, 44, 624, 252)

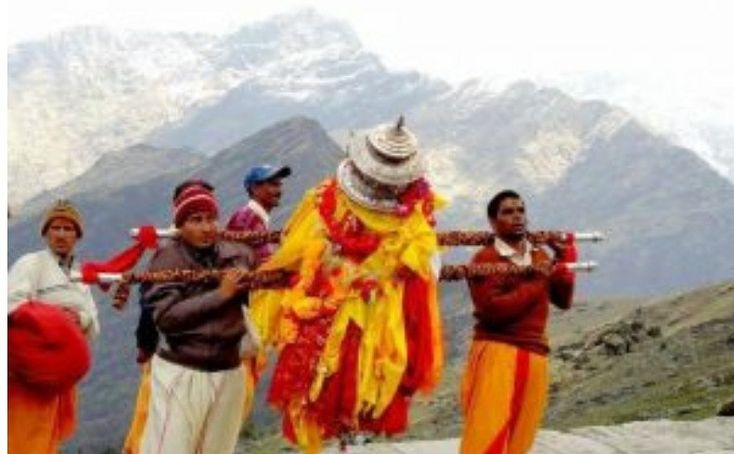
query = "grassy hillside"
(235, 280, 734, 452)
(405, 280, 734, 440)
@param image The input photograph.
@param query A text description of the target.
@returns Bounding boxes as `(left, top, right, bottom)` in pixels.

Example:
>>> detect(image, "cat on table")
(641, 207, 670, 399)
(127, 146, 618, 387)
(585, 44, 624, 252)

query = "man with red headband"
(460, 189, 575, 454)
(123, 179, 216, 454)
(139, 184, 256, 454)
(8, 199, 99, 453)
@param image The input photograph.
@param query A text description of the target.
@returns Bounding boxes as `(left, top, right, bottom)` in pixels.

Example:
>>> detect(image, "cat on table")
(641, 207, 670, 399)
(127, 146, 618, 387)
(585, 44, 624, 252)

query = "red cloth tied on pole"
(8, 301, 91, 395)
(559, 233, 578, 262)
(80, 225, 159, 287)
(553, 234, 577, 286)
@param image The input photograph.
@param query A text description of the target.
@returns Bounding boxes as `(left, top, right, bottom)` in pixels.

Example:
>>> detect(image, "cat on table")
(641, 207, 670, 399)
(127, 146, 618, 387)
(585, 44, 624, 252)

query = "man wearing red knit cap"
(139, 183, 256, 454)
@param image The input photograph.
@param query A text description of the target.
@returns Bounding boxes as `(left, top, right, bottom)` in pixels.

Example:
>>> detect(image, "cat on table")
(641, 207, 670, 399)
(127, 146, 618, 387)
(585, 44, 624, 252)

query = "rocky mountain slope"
(403, 280, 734, 441)
(11, 9, 732, 210)
(8, 9, 445, 204)
(14, 144, 205, 219)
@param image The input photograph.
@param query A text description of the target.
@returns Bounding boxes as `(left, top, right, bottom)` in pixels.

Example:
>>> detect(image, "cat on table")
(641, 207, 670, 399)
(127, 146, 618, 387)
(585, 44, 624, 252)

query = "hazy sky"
(5, 0, 734, 162)
(7, 0, 733, 80)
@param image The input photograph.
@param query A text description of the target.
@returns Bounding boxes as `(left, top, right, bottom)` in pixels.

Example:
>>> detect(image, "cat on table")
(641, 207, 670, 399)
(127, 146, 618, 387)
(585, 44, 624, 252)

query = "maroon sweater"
(226, 203, 274, 266)
(467, 241, 574, 355)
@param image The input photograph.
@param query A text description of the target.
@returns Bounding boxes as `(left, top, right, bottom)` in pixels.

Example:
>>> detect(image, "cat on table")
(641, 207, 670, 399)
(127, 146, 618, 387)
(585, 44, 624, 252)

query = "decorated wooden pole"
(129, 227, 605, 247)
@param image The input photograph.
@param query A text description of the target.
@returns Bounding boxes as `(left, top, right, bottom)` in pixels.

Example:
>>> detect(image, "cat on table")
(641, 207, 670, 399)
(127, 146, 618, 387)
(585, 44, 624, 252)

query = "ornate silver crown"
(336, 117, 427, 212)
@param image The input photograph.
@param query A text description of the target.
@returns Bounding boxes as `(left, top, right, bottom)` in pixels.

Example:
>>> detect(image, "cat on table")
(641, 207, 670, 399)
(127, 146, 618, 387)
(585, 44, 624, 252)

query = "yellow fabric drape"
(250, 179, 445, 452)
(123, 363, 152, 454)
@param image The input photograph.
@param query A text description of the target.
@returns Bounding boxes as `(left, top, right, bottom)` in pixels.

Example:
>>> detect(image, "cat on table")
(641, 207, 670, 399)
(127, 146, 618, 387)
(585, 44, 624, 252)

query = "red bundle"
(8, 301, 91, 395)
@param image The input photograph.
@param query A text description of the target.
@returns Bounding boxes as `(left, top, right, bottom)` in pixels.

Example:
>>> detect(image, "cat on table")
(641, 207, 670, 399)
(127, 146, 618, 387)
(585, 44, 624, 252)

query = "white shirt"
(8, 249, 100, 339)
(247, 199, 270, 227)
(494, 237, 533, 267)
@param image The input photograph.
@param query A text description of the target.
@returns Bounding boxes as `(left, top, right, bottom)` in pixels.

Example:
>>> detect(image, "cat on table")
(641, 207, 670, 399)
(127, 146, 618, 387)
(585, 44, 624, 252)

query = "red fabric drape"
(80, 225, 158, 286)
(311, 321, 362, 439)
(8, 302, 91, 394)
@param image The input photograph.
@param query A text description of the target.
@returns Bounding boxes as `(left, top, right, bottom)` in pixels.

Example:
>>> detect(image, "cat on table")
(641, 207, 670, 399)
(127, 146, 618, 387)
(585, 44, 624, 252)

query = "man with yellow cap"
(8, 199, 100, 453)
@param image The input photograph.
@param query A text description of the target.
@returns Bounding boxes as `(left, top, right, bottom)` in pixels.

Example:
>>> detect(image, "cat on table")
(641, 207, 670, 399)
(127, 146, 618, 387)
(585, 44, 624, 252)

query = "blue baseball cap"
(243, 165, 292, 188)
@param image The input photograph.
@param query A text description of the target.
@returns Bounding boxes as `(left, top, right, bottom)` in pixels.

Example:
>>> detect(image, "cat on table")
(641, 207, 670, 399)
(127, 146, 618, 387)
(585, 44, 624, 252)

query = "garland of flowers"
(316, 180, 381, 261)
(396, 177, 435, 223)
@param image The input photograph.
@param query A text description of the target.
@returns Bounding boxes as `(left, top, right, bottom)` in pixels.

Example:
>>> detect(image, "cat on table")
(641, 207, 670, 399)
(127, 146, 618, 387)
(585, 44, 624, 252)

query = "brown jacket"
(468, 240, 574, 355)
(144, 239, 255, 371)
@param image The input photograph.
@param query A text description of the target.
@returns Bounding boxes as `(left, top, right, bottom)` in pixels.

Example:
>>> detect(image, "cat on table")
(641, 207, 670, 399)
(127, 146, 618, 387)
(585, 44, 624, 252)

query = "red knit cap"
(173, 185, 219, 227)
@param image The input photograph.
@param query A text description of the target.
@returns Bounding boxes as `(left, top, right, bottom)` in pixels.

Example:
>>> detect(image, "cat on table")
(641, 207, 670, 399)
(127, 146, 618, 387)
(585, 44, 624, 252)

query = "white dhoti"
(140, 355, 245, 454)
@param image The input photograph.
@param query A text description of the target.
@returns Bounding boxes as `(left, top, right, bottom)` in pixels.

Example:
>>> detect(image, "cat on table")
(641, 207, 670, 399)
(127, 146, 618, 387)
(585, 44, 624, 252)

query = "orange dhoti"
(8, 380, 77, 454)
(459, 340, 548, 454)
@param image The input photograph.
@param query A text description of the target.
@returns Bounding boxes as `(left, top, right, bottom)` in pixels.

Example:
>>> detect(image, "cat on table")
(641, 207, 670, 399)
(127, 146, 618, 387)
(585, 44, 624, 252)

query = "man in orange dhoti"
(460, 190, 575, 454)
(8, 200, 99, 454)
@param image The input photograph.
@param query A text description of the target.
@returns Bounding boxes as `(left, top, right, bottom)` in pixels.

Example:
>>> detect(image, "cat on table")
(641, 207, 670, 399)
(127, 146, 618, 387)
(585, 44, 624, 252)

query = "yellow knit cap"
(41, 199, 84, 238)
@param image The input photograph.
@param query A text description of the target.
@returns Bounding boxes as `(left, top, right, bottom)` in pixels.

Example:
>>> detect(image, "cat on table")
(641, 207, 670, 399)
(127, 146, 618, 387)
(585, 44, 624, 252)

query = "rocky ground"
(239, 280, 734, 453)
(320, 418, 734, 453)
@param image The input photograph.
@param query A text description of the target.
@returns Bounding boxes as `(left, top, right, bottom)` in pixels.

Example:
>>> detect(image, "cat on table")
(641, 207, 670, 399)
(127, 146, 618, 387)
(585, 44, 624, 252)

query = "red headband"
(173, 186, 219, 227)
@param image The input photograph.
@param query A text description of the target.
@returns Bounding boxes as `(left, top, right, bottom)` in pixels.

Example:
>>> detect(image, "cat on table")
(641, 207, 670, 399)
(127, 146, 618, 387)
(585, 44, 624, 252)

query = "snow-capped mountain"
(8, 8, 732, 208)
(9, 26, 237, 205)
(407, 80, 634, 207)
(7, 8, 446, 205)
(531, 71, 734, 182)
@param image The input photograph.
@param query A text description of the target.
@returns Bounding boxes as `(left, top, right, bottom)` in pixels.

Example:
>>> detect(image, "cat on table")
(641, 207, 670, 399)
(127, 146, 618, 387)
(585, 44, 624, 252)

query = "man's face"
(45, 218, 79, 257)
(491, 197, 527, 241)
(179, 211, 219, 249)
(251, 178, 284, 212)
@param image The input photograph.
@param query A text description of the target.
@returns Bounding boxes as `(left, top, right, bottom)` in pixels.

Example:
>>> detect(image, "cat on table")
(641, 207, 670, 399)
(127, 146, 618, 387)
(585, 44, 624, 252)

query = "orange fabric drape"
(8, 381, 77, 454)
(459, 340, 548, 454)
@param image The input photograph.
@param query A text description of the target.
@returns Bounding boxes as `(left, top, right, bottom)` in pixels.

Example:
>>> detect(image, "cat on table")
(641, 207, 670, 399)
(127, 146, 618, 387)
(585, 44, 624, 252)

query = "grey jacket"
(144, 239, 255, 371)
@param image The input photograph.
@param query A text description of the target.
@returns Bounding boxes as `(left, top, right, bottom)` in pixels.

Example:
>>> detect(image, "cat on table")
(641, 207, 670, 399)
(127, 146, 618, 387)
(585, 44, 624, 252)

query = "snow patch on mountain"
(533, 71, 734, 183)
(586, 108, 632, 142)
(7, 9, 390, 205)
(426, 145, 482, 202)
(516, 129, 583, 190)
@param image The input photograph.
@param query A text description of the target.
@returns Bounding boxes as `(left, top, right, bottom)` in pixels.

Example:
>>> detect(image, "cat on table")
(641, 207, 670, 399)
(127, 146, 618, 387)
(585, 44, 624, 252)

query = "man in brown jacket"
(139, 183, 255, 454)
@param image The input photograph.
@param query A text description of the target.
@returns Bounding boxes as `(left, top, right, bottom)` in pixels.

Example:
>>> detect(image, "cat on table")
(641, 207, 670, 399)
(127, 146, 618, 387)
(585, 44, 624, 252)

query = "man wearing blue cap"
(227, 164, 291, 266)
(226, 165, 291, 421)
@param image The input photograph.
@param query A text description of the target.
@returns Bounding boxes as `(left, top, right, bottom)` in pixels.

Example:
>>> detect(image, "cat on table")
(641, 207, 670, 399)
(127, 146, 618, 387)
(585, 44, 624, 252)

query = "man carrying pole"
(227, 164, 291, 265)
(123, 179, 215, 454)
(459, 189, 576, 454)
(139, 184, 255, 454)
